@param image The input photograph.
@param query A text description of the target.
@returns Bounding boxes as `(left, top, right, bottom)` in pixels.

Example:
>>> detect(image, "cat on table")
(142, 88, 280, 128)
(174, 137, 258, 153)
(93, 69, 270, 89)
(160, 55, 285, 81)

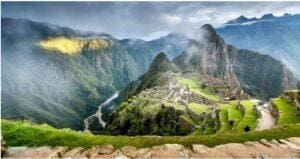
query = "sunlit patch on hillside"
(38, 37, 109, 55)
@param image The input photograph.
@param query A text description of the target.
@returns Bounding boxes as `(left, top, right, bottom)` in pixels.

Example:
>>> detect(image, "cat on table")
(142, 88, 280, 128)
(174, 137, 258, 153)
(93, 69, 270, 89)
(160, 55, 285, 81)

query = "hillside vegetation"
(2, 119, 300, 149)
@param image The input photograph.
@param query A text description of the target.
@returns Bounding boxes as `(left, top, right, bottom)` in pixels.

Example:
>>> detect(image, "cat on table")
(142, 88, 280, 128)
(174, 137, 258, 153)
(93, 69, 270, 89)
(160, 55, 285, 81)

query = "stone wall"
(269, 102, 280, 124)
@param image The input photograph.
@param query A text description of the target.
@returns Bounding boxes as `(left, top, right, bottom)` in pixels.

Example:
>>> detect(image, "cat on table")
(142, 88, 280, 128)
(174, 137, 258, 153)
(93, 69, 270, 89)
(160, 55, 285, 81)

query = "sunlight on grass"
(233, 100, 258, 131)
(218, 103, 243, 128)
(39, 37, 108, 54)
(272, 98, 300, 125)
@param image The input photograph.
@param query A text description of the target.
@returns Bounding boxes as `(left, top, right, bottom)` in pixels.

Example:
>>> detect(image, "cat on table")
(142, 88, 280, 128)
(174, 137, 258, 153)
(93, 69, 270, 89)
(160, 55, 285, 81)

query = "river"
(84, 92, 119, 131)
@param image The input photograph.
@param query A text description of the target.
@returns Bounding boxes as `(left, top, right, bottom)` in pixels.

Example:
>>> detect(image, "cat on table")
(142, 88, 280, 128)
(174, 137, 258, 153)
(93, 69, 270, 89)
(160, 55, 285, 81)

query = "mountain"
(225, 13, 292, 25)
(174, 24, 297, 100)
(104, 24, 298, 135)
(105, 53, 249, 136)
(1, 18, 142, 129)
(120, 33, 188, 73)
(218, 14, 300, 78)
(173, 24, 240, 89)
(1, 18, 187, 129)
(226, 15, 258, 24)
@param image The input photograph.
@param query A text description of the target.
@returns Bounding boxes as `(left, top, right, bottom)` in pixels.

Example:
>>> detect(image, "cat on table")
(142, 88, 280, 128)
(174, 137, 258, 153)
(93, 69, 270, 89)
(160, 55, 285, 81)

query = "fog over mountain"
(2, 2, 300, 40)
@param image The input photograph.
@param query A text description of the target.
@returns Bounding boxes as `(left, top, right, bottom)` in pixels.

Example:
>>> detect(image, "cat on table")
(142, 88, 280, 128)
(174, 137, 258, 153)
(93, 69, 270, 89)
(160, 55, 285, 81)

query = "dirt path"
(256, 103, 275, 130)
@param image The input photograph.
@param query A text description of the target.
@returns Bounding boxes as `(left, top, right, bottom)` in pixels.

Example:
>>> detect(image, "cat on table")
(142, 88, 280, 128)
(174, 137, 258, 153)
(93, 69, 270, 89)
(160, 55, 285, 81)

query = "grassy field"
(2, 119, 300, 149)
(272, 98, 300, 125)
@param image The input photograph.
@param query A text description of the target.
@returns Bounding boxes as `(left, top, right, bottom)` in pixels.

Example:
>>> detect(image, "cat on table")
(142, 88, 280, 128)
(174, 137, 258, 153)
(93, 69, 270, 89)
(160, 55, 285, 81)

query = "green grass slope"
(272, 98, 300, 125)
(2, 119, 300, 149)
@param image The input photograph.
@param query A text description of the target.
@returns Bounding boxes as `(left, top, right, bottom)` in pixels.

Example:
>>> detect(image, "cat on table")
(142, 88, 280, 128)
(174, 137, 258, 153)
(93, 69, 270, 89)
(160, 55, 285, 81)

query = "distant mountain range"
(217, 13, 300, 78)
(226, 13, 292, 25)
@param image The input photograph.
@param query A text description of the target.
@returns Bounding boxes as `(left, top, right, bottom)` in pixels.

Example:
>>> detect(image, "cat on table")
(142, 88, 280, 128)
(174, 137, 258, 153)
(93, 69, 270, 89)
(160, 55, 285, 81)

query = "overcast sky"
(2, 2, 300, 40)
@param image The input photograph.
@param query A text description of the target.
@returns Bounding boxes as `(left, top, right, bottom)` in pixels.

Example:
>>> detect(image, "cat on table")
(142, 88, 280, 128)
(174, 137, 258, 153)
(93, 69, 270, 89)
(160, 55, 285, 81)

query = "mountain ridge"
(1, 17, 187, 129)
(218, 14, 300, 79)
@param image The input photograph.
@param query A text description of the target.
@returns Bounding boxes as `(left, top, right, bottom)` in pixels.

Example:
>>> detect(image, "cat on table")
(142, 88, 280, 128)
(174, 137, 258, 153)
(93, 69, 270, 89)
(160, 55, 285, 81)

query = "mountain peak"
(226, 15, 251, 24)
(225, 13, 282, 25)
(200, 24, 217, 38)
(146, 52, 176, 76)
(261, 14, 276, 20)
(201, 24, 215, 32)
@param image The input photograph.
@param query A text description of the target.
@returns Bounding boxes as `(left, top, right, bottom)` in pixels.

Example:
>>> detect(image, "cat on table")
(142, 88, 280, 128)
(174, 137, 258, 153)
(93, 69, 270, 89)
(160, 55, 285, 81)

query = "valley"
(84, 92, 119, 131)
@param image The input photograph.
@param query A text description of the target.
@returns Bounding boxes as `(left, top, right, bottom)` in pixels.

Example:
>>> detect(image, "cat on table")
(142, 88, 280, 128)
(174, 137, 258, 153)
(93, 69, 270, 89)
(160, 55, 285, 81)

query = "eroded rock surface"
(4, 137, 300, 158)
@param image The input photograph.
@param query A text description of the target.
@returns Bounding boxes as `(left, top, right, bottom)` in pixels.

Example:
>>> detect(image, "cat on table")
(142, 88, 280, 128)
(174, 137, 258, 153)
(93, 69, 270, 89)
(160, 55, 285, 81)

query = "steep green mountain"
(105, 24, 299, 136)
(1, 18, 141, 129)
(1, 18, 188, 130)
(174, 24, 298, 100)
(105, 52, 248, 135)
(217, 14, 300, 78)
(106, 54, 299, 136)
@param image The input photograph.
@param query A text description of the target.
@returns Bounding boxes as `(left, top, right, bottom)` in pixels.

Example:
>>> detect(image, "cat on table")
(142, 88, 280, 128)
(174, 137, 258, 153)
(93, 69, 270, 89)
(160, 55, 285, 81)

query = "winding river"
(84, 92, 119, 131)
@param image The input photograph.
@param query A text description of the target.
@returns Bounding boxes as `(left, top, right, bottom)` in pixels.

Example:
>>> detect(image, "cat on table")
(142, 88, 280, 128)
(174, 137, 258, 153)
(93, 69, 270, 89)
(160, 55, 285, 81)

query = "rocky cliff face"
(173, 24, 239, 89)
(227, 46, 297, 99)
(218, 14, 300, 78)
(174, 24, 297, 100)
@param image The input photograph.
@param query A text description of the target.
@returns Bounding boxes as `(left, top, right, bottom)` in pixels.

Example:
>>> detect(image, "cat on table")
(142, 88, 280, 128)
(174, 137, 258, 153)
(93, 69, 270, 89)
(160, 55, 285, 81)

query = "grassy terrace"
(2, 119, 300, 149)
(163, 101, 186, 111)
(180, 114, 197, 125)
(188, 103, 208, 115)
(218, 109, 231, 133)
(176, 76, 220, 101)
(218, 103, 243, 128)
(272, 98, 300, 125)
(233, 100, 258, 131)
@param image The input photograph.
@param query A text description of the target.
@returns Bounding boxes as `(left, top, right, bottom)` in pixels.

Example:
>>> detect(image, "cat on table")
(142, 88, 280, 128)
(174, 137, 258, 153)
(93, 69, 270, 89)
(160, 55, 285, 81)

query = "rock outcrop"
(4, 137, 300, 158)
(173, 24, 298, 100)
(173, 24, 240, 90)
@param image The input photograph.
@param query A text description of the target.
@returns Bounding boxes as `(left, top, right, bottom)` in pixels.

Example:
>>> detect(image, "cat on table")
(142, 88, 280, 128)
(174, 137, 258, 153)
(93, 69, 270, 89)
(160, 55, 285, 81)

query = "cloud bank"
(2, 2, 300, 40)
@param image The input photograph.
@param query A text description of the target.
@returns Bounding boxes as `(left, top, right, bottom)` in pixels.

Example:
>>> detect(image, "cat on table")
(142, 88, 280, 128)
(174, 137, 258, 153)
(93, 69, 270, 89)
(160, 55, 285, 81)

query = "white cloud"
(161, 14, 182, 25)
(143, 30, 170, 41)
